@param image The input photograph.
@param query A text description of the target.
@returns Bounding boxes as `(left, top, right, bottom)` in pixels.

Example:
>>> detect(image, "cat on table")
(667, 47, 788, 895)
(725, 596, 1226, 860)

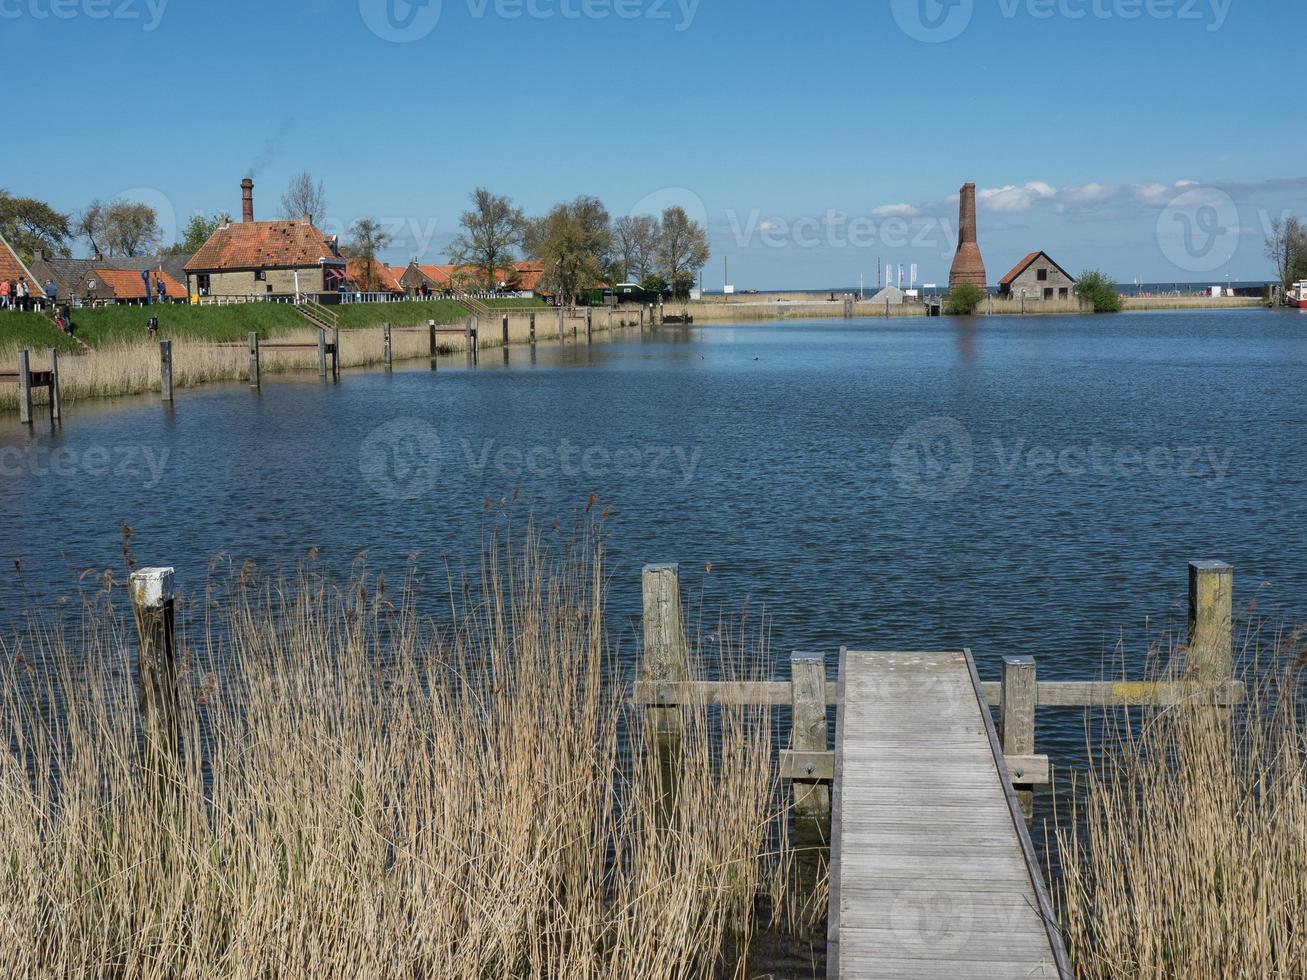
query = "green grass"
(334, 299, 467, 329)
(0, 312, 82, 355)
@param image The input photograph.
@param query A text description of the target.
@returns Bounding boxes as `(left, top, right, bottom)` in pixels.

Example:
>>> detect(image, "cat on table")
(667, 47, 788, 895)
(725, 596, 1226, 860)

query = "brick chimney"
(241, 178, 255, 223)
(948, 182, 987, 290)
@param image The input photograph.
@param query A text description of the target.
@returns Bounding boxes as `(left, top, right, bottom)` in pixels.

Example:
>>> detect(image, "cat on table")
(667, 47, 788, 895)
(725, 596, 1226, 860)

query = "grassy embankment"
(0, 299, 565, 414)
(0, 528, 807, 977)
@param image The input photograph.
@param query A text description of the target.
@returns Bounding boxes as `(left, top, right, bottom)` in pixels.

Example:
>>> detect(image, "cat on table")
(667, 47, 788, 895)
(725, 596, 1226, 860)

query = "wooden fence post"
(317, 330, 327, 377)
(383, 322, 392, 369)
(429, 319, 437, 357)
(791, 652, 831, 836)
(129, 567, 179, 773)
(332, 326, 340, 380)
(586, 307, 593, 344)
(608, 306, 613, 332)
(248, 332, 260, 388)
(639, 306, 645, 332)
(502, 313, 510, 348)
(643, 563, 686, 817)
(48, 347, 61, 422)
(529, 312, 536, 344)
(16, 349, 32, 424)
(1188, 561, 1233, 683)
(558, 306, 565, 344)
(159, 340, 173, 402)
(1001, 655, 1037, 824)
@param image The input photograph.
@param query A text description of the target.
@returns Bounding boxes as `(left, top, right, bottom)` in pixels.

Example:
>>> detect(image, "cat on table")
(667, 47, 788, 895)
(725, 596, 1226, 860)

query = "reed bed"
(1055, 631, 1307, 978)
(0, 530, 797, 978)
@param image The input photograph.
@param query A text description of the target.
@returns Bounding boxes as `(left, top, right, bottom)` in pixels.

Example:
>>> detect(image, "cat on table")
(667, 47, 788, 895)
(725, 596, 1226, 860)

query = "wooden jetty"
(2, 347, 61, 424)
(633, 560, 1240, 979)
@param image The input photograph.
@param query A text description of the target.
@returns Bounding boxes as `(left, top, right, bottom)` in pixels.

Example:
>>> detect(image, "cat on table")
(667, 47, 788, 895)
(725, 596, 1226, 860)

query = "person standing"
(16, 279, 28, 311)
(0, 279, 10, 310)
(44, 278, 57, 311)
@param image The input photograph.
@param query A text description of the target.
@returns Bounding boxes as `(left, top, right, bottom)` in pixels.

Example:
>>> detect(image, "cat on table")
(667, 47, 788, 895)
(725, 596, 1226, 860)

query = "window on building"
(196, 273, 210, 296)
(1044, 287, 1055, 300)
(1037, 268, 1049, 282)
(1059, 287, 1069, 299)
(255, 270, 267, 282)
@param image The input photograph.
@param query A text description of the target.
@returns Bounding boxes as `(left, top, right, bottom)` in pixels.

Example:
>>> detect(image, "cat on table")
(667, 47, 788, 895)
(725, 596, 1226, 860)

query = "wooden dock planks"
(828, 650, 1070, 979)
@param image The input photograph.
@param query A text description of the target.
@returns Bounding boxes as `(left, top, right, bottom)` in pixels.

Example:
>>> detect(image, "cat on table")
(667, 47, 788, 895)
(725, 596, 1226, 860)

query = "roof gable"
(999, 251, 1077, 287)
(0, 233, 43, 294)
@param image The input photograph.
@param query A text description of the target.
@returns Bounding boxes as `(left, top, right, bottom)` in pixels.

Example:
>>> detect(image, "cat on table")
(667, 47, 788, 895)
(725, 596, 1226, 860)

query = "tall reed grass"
(0, 529, 798, 977)
(1055, 629, 1307, 978)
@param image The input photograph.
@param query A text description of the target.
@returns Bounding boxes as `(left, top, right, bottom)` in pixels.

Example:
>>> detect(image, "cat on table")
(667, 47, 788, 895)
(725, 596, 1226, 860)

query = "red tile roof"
(185, 220, 341, 272)
(92, 267, 187, 301)
(405, 261, 545, 292)
(0, 233, 41, 294)
(345, 258, 404, 292)
(999, 251, 1076, 287)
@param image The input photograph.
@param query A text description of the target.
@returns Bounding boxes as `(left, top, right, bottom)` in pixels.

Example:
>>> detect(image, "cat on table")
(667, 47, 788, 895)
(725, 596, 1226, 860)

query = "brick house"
(345, 258, 404, 294)
(998, 252, 1076, 301)
(84, 267, 188, 305)
(31, 255, 191, 306)
(0, 232, 44, 303)
(184, 179, 346, 301)
(399, 261, 545, 297)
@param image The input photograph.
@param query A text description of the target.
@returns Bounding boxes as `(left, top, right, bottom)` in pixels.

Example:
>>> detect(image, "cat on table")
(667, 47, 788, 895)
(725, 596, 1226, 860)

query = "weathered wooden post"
(639, 306, 645, 332)
(428, 319, 437, 357)
(16, 349, 32, 424)
(465, 317, 474, 362)
(1001, 655, 1037, 824)
(47, 347, 61, 422)
(159, 340, 173, 402)
(529, 312, 536, 344)
(608, 306, 613, 332)
(791, 652, 831, 835)
(558, 306, 565, 344)
(1188, 562, 1234, 734)
(586, 307, 593, 344)
(383, 322, 392, 369)
(317, 330, 327, 378)
(502, 313, 510, 348)
(248, 331, 260, 388)
(129, 567, 179, 772)
(331, 325, 340, 381)
(643, 563, 686, 820)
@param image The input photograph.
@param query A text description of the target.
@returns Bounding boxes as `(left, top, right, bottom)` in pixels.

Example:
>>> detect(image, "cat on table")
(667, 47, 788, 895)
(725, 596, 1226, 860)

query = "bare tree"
(281, 171, 328, 226)
(613, 215, 660, 282)
(447, 188, 524, 292)
(656, 206, 710, 299)
(75, 200, 108, 258)
(344, 217, 393, 291)
(81, 200, 161, 257)
(1266, 215, 1307, 293)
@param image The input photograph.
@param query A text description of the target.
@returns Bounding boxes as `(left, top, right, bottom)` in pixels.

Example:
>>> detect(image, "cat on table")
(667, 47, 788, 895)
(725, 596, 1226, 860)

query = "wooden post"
(586, 307, 593, 344)
(16, 349, 32, 424)
(608, 306, 613, 332)
(332, 325, 340, 380)
(159, 340, 173, 402)
(317, 330, 327, 377)
(129, 567, 179, 772)
(465, 317, 473, 361)
(643, 563, 686, 817)
(502, 313, 510, 348)
(639, 306, 645, 332)
(1188, 561, 1234, 686)
(791, 652, 831, 834)
(529, 312, 536, 344)
(429, 319, 437, 357)
(47, 347, 61, 421)
(558, 306, 565, 344)
(383, 322, 392, 369)
(1001, 655, 1037, 824)
(248, 331, 260, 388)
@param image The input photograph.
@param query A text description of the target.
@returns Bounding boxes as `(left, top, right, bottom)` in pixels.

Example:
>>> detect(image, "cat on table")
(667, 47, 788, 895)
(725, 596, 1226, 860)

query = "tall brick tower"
(948, 182, 987, 290)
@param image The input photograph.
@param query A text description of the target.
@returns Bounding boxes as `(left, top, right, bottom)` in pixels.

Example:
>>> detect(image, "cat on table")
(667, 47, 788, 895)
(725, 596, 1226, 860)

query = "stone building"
(997, 252, 1076, 301)
(184, 179, 345, 301)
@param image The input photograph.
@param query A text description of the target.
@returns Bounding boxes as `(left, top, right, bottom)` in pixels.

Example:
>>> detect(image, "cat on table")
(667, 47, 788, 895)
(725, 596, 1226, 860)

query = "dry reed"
(1055, 630, 1307, 978)
(0, 528, 797, 977)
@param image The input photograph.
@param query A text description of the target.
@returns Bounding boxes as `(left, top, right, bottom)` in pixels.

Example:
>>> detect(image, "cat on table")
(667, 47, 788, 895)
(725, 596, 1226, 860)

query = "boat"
(1292, 282, 1307, 310)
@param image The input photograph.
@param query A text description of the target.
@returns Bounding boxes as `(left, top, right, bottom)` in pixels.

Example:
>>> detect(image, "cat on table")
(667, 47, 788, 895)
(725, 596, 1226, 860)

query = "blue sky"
(4, 0, 1303, 287)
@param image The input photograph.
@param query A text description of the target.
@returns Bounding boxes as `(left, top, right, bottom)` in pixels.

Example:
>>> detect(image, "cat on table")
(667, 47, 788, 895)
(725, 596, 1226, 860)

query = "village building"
(344, 258, 405, 294)
(184, 179, 346, 301)
(82, 267, 187, 305)
(31, 255, 191, 306)
(997, 251, 1076, 301)
(399, 261, 545, 298)
(0, 232, 45, 304)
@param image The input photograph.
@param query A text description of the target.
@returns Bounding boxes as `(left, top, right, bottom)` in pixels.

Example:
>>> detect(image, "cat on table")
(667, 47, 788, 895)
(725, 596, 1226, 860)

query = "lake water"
(4, 309, 1307, 767)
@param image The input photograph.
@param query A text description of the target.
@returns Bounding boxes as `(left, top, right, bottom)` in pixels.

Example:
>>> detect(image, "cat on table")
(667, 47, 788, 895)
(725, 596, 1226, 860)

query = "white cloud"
(872, 203, 920, 217)
(977, 182, 1059, 213)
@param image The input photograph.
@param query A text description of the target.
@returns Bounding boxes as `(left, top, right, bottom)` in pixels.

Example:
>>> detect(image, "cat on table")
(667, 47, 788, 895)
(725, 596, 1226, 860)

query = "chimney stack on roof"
(949, 182, 987, 291)
(241, 178, 255, 223)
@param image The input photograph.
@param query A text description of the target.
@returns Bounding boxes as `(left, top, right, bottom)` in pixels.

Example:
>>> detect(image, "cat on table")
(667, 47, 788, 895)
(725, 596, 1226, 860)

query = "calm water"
(4, 309, 1307, 765)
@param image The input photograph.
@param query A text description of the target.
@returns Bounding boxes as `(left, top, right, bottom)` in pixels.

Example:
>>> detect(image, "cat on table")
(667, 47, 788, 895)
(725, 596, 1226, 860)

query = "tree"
(101, 201, 162, 257)
(1073, 270, 1123, 313)
(448, 188, 524, 292)
(282, 171, 327, 226)
(944, 283, 985, 315)
(1265, 216, 1307, 293)
(656, 206, 709, 300)
(75, 199, 109, 258)
(166, 212, 230, 255)
(613, 214, 660, 282)
(640, 273, 668, 296)
(344, 217, 392, 291)
(534, 196, 613, 307)
(0, 189, 72, 262)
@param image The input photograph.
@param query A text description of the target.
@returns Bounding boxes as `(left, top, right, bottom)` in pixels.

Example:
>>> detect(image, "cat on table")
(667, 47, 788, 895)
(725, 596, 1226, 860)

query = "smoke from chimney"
(241, 178, 255, 223)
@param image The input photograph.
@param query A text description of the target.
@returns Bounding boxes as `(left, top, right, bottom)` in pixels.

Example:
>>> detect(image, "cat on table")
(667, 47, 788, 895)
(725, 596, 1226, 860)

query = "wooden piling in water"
(1001, 655, 1038, 823)
(643, 563, 686, 819)
(383, 322, 392, 369)
(558, 306, 565, 344)
(639, 306, 645, 332)
(248, 332, 260, 388)
(790, 652, 831, 834)
(159, 341, 173, 402)
(529, 312, 536, 344)
(317, 331, 327, 378)
(586, 307, 593, 344)
(608, 306, 613, 332)
(1188, 561, 1234, 731)
(129, 567, 179, 771)
(16, 349, 32, 425)
(332, 326, 340, 381)
(47, 347, 61, 422)
(502, 313, 510, 348)
(429, 319, 437, 358)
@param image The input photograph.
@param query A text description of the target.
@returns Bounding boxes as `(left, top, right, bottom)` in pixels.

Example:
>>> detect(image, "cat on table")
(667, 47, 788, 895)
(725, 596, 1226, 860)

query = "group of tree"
(76, 199, 169, 258)
(0, 188, 72, 263)
(1266, 216, 1307, 293)
(445, 187, 710, 305)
